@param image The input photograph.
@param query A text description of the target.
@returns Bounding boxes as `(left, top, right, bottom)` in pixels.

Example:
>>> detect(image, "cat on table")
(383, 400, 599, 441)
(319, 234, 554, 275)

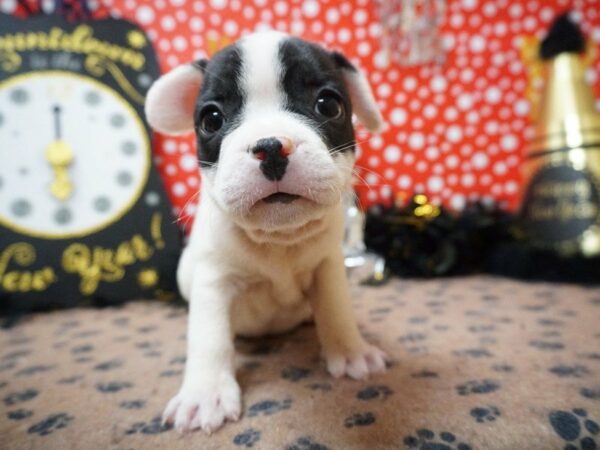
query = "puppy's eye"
(199, 106, 224, 134)
(314, 91, 344, 119)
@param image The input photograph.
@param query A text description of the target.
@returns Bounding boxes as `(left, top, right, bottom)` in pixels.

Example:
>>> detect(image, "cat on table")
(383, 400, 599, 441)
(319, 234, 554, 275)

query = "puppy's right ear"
(145, 60, 206, 135)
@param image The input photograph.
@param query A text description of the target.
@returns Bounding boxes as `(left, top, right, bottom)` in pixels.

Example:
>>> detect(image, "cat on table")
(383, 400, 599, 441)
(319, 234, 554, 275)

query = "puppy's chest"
(231, 268, 314, 336)
(245, 267, 313, 306)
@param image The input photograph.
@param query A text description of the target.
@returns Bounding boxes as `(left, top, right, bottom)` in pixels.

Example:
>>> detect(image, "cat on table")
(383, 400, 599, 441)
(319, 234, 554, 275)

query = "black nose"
(251, 137, 289, 181)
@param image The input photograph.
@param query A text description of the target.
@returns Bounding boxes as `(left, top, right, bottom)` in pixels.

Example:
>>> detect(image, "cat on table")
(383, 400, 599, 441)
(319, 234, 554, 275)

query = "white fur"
(147, 31, 387, 434)
(342, 69, 385, 134)
(144, 63, 203, 135)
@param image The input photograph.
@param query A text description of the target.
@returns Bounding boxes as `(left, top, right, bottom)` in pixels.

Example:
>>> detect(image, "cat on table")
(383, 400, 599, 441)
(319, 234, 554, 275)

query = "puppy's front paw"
(162, 374, 241, 433)
(325, 344, 388, 380)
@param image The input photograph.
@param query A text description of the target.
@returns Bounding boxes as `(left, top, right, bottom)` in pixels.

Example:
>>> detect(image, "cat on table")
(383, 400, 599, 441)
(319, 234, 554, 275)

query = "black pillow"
(0, 12, 182, 312)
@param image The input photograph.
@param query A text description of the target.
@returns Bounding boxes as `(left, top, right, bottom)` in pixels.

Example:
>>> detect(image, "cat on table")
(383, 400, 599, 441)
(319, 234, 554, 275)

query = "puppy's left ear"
(332, 52, 385, 134)
(145, 60, 206, 135)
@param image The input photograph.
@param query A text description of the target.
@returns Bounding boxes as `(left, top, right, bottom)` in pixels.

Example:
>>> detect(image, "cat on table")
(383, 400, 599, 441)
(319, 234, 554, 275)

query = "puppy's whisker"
(173, 190, 201, 225)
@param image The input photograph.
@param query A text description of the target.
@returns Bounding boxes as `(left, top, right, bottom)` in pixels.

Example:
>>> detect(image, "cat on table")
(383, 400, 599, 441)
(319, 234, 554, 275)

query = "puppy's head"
(146, 31, 383, 234)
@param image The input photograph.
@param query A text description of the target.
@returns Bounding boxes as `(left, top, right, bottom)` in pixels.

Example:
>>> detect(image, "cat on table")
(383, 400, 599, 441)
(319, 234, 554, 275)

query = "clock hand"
(45, 105, 74, 201)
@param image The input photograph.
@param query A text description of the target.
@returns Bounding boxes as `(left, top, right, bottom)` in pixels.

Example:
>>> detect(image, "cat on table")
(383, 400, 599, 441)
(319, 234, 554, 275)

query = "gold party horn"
(521, 13, 600, 257)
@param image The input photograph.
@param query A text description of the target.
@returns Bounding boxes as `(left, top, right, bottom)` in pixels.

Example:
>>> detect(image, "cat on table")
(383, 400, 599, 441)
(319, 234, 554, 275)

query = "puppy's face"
(146, 32, 383, 233)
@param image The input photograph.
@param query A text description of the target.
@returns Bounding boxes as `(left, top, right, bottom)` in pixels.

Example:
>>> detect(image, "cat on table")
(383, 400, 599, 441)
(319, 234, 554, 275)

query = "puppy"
(145, 31, 386, 433)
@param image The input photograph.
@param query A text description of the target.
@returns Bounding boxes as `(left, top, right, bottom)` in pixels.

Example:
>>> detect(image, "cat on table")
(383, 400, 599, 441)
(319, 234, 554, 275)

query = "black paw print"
(7, 409, 33, 420)
(125, 416, 172, 435)
(549, 408, 599, 450)
(3, 388, 38, 405)
(580, 388, 600, 400)
(28, 413, 74, 436)
(281, 366, 312, 382)
(470, 405, 501, 423)
(403, 429, 472, 450)
(96, 381, 132, 393)
(287, 436, 329, 450)
(549, 365, 590, 378)
(93, 359, 123, 371)
(119, 400, 145, 410)
(247, 399, 292, 417)
(357, 385, 393, 401)
(16, 365, 54, 377)
(453, 348, 493, 358)
(233, 428, 261, 447)
(529, 340, 564, 351)
(456, 379, 500, 395)
(344, 412, 375, 428)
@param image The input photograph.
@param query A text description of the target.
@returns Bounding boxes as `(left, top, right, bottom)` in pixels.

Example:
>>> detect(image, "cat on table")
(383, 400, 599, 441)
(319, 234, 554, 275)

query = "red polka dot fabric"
(9, 0, 600, 232)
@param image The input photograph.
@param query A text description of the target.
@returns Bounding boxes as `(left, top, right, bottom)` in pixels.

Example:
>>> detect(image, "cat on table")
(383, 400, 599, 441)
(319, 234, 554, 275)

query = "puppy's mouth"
(262, 192, 301, 204)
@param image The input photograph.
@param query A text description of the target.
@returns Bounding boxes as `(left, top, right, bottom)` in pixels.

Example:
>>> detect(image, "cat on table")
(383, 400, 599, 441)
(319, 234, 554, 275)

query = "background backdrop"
(8, 0, 600, 231)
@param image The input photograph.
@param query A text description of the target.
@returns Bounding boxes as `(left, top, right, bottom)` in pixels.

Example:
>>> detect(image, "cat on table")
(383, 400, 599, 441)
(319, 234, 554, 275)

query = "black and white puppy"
(145, 31, 386, 433)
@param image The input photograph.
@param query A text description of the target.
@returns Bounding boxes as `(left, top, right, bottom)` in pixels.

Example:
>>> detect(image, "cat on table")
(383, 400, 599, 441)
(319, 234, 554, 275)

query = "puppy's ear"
(332, 52, 384, 134)
(145, 60, 206, 135)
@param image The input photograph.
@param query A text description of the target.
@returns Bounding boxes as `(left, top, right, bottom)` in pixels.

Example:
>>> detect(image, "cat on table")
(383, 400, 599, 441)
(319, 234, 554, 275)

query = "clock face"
(0, 71, 150, 239)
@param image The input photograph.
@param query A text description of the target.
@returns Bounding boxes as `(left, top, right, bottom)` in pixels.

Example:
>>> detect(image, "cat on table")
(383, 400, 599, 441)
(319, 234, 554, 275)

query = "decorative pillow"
(0, 11, 182, 312)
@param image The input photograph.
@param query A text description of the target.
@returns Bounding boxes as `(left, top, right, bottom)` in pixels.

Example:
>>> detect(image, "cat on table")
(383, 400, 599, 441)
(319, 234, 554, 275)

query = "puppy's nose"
(251, 137, 294, 181)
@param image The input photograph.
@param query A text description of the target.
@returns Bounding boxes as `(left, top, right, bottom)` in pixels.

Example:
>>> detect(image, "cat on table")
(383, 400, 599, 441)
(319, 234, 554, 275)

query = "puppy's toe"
(162, 375, 242, 433)
(325, 345, 388, 380)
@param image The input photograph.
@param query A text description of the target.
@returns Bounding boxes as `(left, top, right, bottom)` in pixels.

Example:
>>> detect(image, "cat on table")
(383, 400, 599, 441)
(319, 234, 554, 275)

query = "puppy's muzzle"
(251, 137, 294, 181)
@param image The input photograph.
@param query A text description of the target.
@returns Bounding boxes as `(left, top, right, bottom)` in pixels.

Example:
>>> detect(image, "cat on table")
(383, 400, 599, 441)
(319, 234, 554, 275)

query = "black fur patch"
(278, 38, 356, 154)
(194, 45, 244, 167)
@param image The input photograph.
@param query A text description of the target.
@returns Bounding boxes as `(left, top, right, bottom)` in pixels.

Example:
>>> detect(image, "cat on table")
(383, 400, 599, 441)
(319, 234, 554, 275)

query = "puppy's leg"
(163, 267, 241, 433)
(310, 251, 388, 380)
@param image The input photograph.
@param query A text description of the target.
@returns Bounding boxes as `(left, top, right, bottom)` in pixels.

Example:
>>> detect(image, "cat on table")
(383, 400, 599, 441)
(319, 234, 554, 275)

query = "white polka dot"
(430, 75, 447, 93)
(357, 41, 371, 56)
(302, 0, 320, 18)
(445, 155, 459, 168)
(461, 0, 478, 10)
(461, 173, 475, 187)
(500, 134, 518, 152)
(457, 93, 473, 110)
(190, 17, 204, 31)
(484, 86, 502, 104)
(444, 107, 459, 121)
(403, 77, 417, 91)
(161, 16, 176, 31)
(353, 9, 368, 25)
(173, 36, 187, 51)
(338, 28, 352, 43)
(384, 145, 401, 163)
(398, 175, 412, 189)
(390, 108, 407, 126)
(210, 0, 227, 9)
(446, 125, 463, 143)
(408, 132, 425, 150)
(513, 99, 530, 116)
(451, 194, 466, 210)
(373, 50, 389, 69)
(469, 35, 486, 52)
(423, 105, 437, 119)
(164, 140, 177, 154)
(180, 154, 198, 172)
(136, 6, 155, 25)
(471, 152, 489, 169)
(224, 20, 239, 36)
(326, 7, 340, 23)
(172, 182, 188, 197)
(493, 162, 508, 175)
(505, 181, 518, 194)
(369, 135, 383, 149)
(427, 176, 444, 192)
(2, 0, 21, 13)
(274, 1, 288, 15)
